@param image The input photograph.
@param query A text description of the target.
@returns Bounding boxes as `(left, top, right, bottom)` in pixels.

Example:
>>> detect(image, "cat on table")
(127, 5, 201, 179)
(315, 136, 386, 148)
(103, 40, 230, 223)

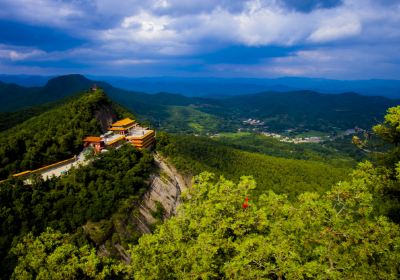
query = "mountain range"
(0, 74, 398, 135)
(1, 75, 400, 98)
(1, 74, 400, 279)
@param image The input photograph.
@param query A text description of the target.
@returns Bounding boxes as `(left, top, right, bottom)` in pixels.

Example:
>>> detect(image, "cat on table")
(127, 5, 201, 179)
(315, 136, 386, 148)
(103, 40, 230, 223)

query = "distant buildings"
(83, 117, 155, 152)
(243, 118, 265, 126)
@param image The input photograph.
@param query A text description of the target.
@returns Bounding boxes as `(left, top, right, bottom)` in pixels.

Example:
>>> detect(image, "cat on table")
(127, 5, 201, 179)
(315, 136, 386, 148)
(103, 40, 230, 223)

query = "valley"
(2, 0, 400, 277)
(0, 76, 399, 279)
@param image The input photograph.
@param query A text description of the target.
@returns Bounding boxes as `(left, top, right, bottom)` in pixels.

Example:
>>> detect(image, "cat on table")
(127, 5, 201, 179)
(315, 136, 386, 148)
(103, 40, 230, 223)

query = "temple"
(83, 136, 104, 153)
(108, 118, 137, 135)
(83, 117, 155, 152)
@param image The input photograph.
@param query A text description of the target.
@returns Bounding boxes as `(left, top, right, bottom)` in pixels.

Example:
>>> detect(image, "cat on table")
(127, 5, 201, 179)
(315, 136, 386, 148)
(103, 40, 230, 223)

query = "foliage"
(127, 171, 400, 279)
(0, 145, 153, 278)
(213, 132, 360, 167)
(157, 134, 350, 198)
(372, 106, 400, 168)
(0, 89, 110, 179)
(107, 83, 399, 135)
(11, 228, 123, 280)
(6, 105, 400, 280)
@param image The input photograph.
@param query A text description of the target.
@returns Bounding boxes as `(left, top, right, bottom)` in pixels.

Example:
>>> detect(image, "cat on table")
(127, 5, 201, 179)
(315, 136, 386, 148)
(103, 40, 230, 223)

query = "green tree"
(373, 106, 400, 169)
(11, 228, 122, 280)
(127, 171, 400, 279)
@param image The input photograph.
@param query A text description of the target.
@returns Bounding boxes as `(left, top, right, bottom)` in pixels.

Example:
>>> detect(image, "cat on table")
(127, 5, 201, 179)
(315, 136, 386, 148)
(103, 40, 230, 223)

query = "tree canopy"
(126, 168, 400, 279)
(4, 103, 400, 279)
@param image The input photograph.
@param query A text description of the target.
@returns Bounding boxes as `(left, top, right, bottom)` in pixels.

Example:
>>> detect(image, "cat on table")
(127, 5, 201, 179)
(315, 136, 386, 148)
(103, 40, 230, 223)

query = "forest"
(0, 89, 116, 180)
(6, 105, 400, 279)
(209, 132, 364, 166)
(0, 145, 153, 278)
(156, 133, 350, 198)
(0, 82, 399, 279)
(1, 74, 399, 136)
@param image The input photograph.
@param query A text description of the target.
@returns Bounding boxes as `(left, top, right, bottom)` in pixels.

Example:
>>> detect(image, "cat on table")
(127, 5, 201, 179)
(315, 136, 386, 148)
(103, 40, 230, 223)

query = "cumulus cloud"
(94, 0, 399, 55)
(0, 0, 399, 78)
(0, 0, 86, 28)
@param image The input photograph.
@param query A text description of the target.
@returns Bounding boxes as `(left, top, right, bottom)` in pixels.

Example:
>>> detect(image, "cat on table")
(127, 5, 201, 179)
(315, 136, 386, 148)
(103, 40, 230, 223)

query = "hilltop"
(1, 75, 399, 134)
(0, 74, 92, 112)
(0, 88, 120, 180)
(0, 79, 399, 279)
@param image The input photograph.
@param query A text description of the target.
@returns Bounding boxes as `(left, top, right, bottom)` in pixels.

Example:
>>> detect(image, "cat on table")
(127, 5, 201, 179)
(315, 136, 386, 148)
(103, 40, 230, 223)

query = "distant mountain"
(101, 82, 399, 133)
(0, 74, 94, 111)
(220, 91, 399, 131)
(0, 74, 51, 87)
(1, 74, 398, 134)
(94, 76, 400, 99)
(0, 81, 40, 111)
(2, 74, 400, 98)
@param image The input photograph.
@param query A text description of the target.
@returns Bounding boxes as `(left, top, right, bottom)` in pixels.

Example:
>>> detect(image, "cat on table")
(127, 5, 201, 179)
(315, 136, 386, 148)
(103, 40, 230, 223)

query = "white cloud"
(94, 0, 400, 57)
(0, 44, 46, 61)
(0, 0, 85, 28)
(308, 12, 361, 42)
(0, 0, 399, 78)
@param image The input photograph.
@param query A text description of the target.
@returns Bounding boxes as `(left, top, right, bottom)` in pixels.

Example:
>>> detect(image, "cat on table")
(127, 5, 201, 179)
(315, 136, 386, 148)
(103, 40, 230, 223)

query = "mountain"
(0, 81, 40, 111)
(0, 74, 51, 87)
(0, 88, 119, 179)
(109, 88, 399, 134)
(94, 76, 400, 98)
(0, 74, 93, 112)
(219, 91, 400, 132)
(1, 74, 398, 135)
(1, 75, 400, 279)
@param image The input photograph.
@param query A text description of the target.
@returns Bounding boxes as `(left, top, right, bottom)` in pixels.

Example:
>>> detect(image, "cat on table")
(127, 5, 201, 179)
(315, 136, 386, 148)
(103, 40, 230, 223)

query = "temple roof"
(111, 118, 135, 127)
(83, 136, 102, 143)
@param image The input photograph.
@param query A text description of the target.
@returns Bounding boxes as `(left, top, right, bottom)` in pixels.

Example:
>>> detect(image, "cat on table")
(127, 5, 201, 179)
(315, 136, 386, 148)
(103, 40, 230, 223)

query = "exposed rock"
(130, 153, 189, 233)
(94, 103, 117, 132)
(88, 154, 190, 262)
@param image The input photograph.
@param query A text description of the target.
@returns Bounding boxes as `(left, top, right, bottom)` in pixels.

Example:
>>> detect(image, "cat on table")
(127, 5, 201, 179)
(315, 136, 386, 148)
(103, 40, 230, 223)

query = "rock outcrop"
(131, 153, 189, 233)
(94, 102, 117, 132)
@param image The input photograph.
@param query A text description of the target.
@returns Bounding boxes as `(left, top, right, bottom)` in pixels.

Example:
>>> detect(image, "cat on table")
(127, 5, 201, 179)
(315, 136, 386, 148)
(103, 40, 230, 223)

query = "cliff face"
(132, 153, 189, 233)
(94, 102, 117, 132)
(88, 154, 190, 262)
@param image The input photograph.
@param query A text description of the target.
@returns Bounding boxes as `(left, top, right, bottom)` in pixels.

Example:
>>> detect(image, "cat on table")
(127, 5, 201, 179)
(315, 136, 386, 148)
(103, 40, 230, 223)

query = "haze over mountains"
(1, 74, 400, 99)
(0, 74, 398, 136)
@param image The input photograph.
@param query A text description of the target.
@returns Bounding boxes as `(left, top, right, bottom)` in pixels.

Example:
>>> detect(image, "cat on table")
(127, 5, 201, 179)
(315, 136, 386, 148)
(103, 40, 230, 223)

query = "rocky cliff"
(131, 153, 189, 233)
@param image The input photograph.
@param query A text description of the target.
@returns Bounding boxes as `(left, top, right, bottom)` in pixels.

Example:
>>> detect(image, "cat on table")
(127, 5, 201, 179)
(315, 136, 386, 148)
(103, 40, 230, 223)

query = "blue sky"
(0, 0, 399, 79)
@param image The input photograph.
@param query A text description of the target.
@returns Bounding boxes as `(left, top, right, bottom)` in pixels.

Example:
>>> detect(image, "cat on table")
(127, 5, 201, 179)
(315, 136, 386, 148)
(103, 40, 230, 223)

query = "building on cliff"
(84, 117, 155, 152)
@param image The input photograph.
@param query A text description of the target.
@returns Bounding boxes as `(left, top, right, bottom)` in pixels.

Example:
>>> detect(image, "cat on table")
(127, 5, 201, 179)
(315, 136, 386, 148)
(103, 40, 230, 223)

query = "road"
(39, 150, 90, 180)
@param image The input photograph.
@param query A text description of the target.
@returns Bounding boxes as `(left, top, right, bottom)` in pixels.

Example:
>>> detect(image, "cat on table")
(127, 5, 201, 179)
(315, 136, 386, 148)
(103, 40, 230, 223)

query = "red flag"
(242, 197, 249, 209)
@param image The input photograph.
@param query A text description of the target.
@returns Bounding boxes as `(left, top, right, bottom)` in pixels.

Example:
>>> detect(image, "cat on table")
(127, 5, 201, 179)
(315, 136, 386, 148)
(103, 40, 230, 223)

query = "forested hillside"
(0, 76, 399, 279)
(210, 132, 363, 165)
(219, 91, 399, 131)
(5, 106, 400, 279)
(1, 74, 398, 135)
(108, 86, 400, 134)
(0, 89, 118, 180)
(0, 145, 153, 278)
(157, 134, 350, 198)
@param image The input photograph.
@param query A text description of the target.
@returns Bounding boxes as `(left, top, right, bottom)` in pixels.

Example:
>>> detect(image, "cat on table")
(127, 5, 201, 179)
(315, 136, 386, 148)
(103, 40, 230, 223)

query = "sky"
(0, 0, 399, 79)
